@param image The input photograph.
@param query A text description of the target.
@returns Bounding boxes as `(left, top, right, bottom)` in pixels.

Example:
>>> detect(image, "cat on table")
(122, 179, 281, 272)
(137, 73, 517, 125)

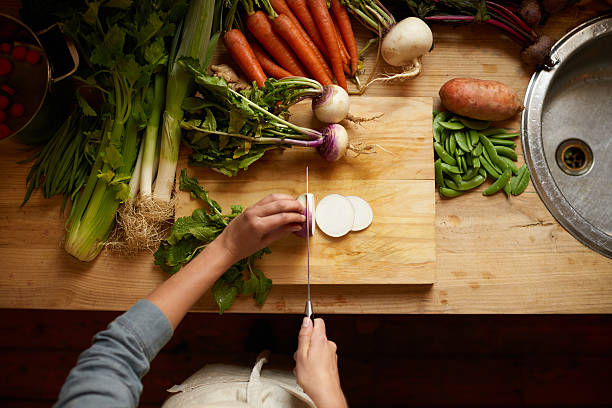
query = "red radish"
(0, 95, 8, 110)
(315, 194, 355, 237)
(11, 45, 27, 61)
(294, 193, 315, 237)
(345, 196, 373, 231)
(0, 43, 11, 54)
(9, 103, 24, 118)
(0, 58, 12, 75)
(1, 84, 15, 95)
(0, 110, 6, 123)
(25, 50, 41, 65)
(0, 123, 11, 139)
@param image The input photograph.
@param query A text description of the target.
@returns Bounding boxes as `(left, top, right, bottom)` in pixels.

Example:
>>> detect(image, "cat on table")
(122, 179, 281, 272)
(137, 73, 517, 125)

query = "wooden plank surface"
(176, 97, 436, 284)
(0, 1, 611, 313)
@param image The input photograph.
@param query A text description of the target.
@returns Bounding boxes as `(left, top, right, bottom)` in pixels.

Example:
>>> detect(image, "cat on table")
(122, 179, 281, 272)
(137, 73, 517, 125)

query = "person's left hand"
(217, 194, 305, 262)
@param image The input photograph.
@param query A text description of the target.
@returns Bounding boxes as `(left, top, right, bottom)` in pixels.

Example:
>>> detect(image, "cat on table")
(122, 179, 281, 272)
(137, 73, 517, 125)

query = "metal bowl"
(522, 13, 612, 258)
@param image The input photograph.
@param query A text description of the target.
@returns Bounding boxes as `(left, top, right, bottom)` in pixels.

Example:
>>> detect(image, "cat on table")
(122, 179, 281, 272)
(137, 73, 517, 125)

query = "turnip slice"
(294, 193, 315, 238)
(346, 196, 373, 231)
(315, 194, 355, 238)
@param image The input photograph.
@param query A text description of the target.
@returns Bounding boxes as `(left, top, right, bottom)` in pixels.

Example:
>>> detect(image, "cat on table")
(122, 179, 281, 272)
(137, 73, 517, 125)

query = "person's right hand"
(217, 194, 305, 263)
(294, 318, 347, 408)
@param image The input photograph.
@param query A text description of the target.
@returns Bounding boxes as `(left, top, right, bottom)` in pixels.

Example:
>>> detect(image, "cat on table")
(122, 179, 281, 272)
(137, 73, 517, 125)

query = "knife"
(304, 166, 314, 320)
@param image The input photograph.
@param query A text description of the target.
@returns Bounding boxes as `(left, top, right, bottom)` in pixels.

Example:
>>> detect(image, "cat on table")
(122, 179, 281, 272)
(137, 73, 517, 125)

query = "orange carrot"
(223, 29, 267, 87)
(331, 19, 351, 75)
(330, 0, 358, 75)
(251, 41, 293, 79)
(273, 14, 332, 85)
(308, 0, 347, 91)
(286, 0, 328, 58)
(269, 0, 333, 78)
(246, 10, 307, 77)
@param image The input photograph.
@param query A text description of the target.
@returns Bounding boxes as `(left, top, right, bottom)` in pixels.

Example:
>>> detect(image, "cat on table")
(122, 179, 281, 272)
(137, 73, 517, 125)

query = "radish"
(294, 193, 315, 238)
(312, 84, 350, 124)
(315, 194, 355, 238)
(346, 196, 373, 231)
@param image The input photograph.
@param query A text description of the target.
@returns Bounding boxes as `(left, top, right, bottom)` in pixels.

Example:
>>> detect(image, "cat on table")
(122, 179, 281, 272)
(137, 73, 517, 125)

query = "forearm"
(147, 237, 236, 329)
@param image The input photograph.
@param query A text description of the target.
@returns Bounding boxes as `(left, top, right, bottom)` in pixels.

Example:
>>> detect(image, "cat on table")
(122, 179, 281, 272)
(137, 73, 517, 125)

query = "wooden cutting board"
(176, 96, 435, 284)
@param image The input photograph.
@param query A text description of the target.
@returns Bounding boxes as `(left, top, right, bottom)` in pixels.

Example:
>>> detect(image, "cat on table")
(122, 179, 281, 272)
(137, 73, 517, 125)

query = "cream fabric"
(162, 352, 316, 408)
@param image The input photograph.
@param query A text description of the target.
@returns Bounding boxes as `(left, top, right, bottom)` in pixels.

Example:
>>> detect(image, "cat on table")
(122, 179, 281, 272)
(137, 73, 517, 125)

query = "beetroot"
(520, 0, 542, 27)
(521, 35, 554, 67)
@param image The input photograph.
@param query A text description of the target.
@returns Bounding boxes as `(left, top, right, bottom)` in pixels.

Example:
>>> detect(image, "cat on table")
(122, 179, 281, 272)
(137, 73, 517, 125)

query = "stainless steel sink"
(522, 13, 612, 258)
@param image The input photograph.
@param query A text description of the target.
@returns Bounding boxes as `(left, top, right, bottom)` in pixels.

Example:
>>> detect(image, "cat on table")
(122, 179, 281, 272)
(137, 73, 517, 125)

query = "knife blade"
(304, 166, 313, 319)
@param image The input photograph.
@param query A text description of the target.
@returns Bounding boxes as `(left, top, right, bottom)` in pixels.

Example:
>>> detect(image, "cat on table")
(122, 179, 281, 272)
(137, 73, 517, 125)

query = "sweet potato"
(439, 78, 524, 121)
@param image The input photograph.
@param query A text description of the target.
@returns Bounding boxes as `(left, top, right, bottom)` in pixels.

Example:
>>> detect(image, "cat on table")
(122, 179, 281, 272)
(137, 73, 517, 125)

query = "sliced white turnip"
(315, 194, 355, 238)
(294, 193, 315, 238)
(345, 196, 373, 231)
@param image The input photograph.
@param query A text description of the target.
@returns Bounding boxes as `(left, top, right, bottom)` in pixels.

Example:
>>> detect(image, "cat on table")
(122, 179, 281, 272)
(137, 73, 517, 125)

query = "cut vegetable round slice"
(346, 196, 373, 231)
(315, 194, 355, 238)
(294, 193, 315, 238)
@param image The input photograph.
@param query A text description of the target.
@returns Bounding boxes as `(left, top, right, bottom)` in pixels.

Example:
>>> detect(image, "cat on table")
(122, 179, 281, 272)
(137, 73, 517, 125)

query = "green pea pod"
(459, 117, 490, 130)
(490, 138, 516, 148)
(472, 143, 483, 156)
(432, 112, 447, 143)
(480, 154, 501, 179)
(461, 167, 479, 181)
(435, 159, 443, 187)
(469, 129, 479, 146)
(511, 165, 530, 195)
(481, 148, 503, 173)
(445, 131, 451, 153)
(444, 178, 460, 190)
(455, 155, 463, 173)
(439, 187, 464, 198)
(472, 157, 481, 169)
(495, 146, 518, 161)
(480, 133, 509, 171)
(449, 134, 457, 155)
(478, 168, 487, 178)
(455, 131, 471, 152)
(503, 182, 512, 197)
(441, 162, 462, 174)
(480, 128, 507, 136)
(456, 174, 486, 190)
(440, 121, 465, 130)
(500, 156, 519, 175)
(434, 142, 457, 166)
(440, 128, 449, 146)
(483, 167, 511, 196)
(450, 172, 463, 185)
(433, 125, 441, 143)
(485, 132, 520, 139)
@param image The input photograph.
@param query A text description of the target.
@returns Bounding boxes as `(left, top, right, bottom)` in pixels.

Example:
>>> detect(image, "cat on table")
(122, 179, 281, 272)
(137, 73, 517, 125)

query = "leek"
(153, 0, 216, 202)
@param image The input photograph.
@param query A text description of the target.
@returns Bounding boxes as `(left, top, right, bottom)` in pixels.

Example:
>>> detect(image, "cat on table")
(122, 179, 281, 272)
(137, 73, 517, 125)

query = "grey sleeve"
(54, 299, 174, 408)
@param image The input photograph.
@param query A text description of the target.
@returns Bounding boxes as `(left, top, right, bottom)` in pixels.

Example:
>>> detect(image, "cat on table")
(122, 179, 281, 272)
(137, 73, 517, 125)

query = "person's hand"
(294, 318, 347, 408)
(217, 194, 305, 263)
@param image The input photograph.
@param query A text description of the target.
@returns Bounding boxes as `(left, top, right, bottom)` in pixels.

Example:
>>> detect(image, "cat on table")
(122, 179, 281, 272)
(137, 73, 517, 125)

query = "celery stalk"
(140, 73, 165, 196)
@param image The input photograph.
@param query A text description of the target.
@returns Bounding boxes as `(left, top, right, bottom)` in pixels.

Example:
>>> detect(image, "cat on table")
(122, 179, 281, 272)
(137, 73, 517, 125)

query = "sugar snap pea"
(439, 187, 464, 198)
(468, 129, 479, 147)
(472, 157, 480, 169)
(459, 117, 490, 130)
(455, 131, 471, 152)
(435, 159, 443, 187)
(461, 167, 479, 181)
(472, 143, 483, 156)
(480, 128, 507, 136)
(434, 142, 457, 165)
(511, 165, 530, 195)
(440, 121, 465, 130)
(444, 178, 459, 190)
(500, 156, 519, 175)
(503, 182, 512, 197)
(449, 134, 457, 155)
(478, 168, 487, 178)
(479, 133, 509, 171)
(456, 174, 486, 190)
(495, 145, 518, 161)
(485, 132, 520, 139)
(481, 148, 503, 173)
(483, 167, 511, 196)
(479, 154, 501, 179)
(450, 172, 463, 185)
(441, 162, 462, 174)
(490, 138, 516, 148)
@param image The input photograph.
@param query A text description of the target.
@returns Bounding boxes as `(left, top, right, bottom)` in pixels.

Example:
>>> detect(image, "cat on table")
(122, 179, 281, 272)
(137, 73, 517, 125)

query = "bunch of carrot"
(222, 0, 358, 92)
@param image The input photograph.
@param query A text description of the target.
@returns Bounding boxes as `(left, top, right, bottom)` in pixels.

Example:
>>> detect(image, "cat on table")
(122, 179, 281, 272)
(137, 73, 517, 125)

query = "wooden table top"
(0, 1, 611, 313)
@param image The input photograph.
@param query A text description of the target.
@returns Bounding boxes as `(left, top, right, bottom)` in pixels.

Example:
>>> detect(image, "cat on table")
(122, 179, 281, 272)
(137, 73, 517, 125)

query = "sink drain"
(556, 139, 593, 176)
